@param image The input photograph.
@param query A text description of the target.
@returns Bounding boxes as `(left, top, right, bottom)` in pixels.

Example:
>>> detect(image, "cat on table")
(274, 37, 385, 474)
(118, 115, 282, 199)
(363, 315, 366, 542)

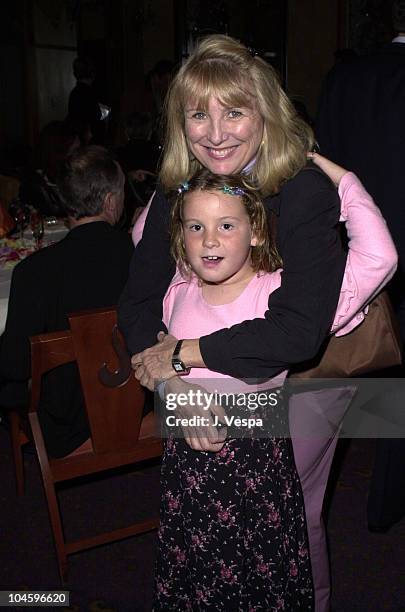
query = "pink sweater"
(163, 271, 286, 391)
(135, 173, 397, 350)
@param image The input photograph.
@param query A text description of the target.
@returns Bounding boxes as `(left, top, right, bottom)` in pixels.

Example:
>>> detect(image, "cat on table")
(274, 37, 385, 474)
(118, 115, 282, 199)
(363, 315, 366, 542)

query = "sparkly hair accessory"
(177, 181, 190, 194)
(222, 185, 245, 197)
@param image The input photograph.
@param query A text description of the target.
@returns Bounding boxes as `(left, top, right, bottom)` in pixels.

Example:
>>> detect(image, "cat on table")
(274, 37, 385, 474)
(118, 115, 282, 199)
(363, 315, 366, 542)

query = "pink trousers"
(289, 387, 355, 612)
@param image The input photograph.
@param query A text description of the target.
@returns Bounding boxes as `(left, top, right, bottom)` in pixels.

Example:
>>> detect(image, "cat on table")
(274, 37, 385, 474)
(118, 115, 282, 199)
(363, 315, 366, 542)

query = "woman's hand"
(308, 152, 348, 186)
(132, 332, 178, 389)
(164, 377, 227, 452)
(132, 333, 204, 390)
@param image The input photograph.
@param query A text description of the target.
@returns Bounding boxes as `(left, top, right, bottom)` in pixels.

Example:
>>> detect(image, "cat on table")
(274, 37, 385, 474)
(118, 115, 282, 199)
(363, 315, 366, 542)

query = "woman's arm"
(117, 187, 176, 354)
(199, 169, 346, 379)
(133, 168, 347, 389)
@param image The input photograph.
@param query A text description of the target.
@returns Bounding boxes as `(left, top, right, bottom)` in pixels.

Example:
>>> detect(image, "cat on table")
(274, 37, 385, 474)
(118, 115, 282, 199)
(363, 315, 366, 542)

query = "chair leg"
(29, 414, 69, 581)
(43, 473, 69, 582)
(9, 411, 25, 496)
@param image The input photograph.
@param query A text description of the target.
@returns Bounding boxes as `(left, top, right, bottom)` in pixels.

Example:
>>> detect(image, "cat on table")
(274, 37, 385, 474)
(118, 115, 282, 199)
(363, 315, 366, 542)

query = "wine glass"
(13, 207, 27, 243)
(30, 211, 44, 250)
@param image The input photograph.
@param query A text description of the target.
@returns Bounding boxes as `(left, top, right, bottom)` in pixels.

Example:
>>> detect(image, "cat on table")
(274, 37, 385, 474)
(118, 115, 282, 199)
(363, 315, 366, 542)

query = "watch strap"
(172, 339, 190, 374)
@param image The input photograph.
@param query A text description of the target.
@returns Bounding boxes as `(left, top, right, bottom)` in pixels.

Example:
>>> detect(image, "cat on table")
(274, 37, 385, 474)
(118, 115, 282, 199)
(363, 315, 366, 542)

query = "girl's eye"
(221, 223, 234, 231)
(189, 223, 202, 232)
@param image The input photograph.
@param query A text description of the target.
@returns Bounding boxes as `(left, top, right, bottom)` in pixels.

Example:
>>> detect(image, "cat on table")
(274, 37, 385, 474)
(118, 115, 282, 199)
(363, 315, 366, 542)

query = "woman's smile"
(185, 97, 264, 175)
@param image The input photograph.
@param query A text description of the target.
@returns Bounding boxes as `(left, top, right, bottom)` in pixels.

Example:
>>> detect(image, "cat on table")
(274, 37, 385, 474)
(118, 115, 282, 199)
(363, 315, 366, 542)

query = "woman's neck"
(201, 269, 256, 306)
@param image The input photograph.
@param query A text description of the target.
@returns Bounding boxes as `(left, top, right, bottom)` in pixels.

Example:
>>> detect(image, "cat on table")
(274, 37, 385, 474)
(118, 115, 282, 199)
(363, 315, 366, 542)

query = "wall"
(32, 0, 77, 132)
(142, 0, 175, 73)
(287, 0, 344, 119)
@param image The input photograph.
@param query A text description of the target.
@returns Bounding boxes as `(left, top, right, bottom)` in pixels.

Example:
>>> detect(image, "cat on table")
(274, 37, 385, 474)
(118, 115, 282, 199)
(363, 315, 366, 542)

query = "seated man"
(0, 146, 133, 457)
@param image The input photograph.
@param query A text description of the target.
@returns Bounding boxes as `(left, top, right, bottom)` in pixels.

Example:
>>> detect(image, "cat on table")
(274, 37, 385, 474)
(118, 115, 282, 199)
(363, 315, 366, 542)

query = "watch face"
(173, 361, 185, 372)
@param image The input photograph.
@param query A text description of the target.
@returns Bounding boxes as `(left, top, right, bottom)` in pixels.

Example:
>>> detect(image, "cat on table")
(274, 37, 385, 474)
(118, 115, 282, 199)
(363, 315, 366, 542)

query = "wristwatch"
(172, 339, 190, 374)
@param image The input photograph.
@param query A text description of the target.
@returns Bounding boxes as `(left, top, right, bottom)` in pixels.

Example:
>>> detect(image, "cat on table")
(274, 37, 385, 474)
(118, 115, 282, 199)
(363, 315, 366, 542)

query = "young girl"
(153, 167, 397, 611)
(155, 171, 311, 611)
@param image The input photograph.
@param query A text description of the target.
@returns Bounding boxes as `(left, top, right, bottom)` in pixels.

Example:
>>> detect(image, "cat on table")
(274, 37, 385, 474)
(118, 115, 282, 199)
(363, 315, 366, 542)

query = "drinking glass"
(30, 211, 44, 250)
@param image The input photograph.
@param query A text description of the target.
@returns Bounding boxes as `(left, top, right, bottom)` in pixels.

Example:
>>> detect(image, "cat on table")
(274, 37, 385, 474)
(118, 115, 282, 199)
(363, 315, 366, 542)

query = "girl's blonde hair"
(169, 169, 282, 278)
(160, 34, 314, 196)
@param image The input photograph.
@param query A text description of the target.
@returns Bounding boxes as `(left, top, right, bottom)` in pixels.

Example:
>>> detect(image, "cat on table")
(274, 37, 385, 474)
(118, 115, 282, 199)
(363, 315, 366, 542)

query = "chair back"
(68, 308, 145, 453)
(28, 306, 161, 581)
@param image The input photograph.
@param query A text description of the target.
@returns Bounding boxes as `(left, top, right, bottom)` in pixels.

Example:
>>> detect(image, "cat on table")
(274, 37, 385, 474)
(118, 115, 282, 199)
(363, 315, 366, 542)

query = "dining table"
(0, 219, 69, 334)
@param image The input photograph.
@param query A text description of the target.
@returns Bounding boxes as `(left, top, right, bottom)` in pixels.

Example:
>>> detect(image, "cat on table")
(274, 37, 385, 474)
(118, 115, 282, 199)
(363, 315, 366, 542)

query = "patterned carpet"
(1, 425, 404, 611)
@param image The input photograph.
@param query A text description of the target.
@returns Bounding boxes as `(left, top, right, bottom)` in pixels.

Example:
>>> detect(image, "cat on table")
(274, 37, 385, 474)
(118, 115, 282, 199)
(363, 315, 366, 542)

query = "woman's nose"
(207, 118, 226, 145)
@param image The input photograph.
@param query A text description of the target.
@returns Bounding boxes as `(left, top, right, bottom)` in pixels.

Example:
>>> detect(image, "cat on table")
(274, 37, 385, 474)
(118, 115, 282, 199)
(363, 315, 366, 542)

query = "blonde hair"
(160, 35, 314, 196)
(169, 169, 282, 278)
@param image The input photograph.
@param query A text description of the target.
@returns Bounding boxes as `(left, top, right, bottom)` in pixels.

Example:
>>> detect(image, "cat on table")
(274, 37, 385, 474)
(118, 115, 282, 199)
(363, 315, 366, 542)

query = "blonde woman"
(119, 35, 346, 611)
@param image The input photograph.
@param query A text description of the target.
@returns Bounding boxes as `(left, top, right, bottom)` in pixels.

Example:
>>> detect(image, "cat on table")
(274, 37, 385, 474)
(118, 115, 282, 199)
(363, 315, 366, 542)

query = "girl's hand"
(164, 377, 227, 452)
(308, 152, 348, 186)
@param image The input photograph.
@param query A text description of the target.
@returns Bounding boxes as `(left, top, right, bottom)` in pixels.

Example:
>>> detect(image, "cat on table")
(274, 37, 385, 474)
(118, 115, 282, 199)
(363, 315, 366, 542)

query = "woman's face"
(184, 96, 264, 175)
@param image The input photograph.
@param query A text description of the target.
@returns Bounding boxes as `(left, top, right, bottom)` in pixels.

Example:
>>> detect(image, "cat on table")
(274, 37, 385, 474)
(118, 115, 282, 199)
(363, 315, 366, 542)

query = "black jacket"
(316, 43, 405, 274)
(0, 221, 133, 457)
(118, 164, 346, 379)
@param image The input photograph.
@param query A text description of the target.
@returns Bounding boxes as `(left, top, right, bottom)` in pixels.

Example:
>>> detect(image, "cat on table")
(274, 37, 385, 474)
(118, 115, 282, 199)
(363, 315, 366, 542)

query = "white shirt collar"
(392, 35, 405, 43)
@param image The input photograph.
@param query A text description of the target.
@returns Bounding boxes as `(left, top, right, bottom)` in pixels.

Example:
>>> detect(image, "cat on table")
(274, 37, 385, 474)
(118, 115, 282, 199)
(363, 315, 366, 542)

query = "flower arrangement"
(0, 239, 34, 270)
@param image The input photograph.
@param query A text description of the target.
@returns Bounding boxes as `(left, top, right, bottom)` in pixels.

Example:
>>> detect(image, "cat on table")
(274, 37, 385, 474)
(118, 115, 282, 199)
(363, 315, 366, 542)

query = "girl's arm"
(332, 172, 397, 335)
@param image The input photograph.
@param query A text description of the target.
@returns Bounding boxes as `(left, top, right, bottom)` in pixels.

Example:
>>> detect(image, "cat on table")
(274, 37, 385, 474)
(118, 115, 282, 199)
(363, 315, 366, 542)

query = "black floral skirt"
(153, 396, 314, 611)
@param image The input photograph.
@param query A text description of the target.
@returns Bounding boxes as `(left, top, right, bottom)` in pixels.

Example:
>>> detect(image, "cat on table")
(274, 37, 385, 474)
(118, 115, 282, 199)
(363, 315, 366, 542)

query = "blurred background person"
(316, 0, 405, 534)
(0, 146, 133, 458)
(68, 57, 105, 144)
(115, 111, 160, 225)
(17, 119, 80, 218)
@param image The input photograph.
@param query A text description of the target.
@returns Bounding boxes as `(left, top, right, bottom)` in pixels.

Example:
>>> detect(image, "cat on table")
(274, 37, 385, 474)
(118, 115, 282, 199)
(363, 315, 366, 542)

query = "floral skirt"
(153, 401, 314, 611)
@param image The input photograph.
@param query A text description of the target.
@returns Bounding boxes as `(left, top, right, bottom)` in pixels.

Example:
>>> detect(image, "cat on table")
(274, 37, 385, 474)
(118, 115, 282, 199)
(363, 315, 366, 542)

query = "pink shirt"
(135, 172, 397, 342)
(163, 271, 286, 391)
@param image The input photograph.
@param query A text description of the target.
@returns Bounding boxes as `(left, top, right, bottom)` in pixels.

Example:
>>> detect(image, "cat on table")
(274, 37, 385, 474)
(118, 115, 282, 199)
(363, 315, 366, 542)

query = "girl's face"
(184, 96, 264, 175)
(182, 190, 258, 286)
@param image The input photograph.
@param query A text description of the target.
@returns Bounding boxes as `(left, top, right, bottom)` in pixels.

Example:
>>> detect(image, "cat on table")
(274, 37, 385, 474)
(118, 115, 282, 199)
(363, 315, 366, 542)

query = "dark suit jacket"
(0, 221, 133, 457)
(118, 165, 346, 379)
(316, 43, 405, 281)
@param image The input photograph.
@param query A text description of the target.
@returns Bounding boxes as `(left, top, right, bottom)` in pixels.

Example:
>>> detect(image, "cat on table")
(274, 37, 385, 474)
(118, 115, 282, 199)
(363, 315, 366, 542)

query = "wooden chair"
(8, 407, 31, 496)
(28, 307, 163, 582)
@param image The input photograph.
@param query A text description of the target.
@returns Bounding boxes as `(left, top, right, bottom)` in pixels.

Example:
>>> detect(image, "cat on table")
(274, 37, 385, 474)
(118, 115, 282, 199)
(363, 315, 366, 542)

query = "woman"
(118, 35, 345, 611)
(118, 35, 346, 376)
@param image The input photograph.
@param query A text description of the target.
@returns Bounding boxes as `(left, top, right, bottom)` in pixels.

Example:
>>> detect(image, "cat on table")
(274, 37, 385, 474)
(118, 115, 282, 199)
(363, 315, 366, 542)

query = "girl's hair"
(160, 34, 314, 196)
(169, 169, 282, 278)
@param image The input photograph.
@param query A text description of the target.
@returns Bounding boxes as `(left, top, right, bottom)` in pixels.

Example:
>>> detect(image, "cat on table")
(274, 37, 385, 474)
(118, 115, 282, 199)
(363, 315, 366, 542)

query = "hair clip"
(222, 185, 245, 197)
(177, 181, 190, 194)
(247, 46, 260, 58)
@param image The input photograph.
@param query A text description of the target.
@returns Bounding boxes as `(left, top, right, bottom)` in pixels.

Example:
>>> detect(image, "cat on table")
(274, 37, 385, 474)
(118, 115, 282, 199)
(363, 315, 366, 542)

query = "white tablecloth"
(0, 221, 68, 334)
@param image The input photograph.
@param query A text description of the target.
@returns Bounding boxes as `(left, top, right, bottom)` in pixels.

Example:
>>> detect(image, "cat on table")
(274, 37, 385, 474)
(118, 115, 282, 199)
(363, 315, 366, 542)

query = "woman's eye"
(191, 111, 206, 120)
(228, 109, 243, 119)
